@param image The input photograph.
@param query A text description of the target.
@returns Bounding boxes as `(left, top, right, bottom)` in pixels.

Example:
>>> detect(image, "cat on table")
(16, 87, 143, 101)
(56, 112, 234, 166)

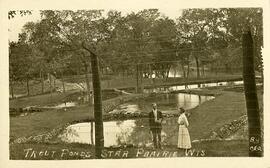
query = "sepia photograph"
(1, 0, 270, 167)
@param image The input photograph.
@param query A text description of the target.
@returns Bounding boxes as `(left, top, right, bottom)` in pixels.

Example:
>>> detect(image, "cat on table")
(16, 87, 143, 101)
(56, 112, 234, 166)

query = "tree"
(217, 8, 263, 74)
(9, 33, 36, 96)
(8, 10, 32, 19)
(177, 9, 217, 78)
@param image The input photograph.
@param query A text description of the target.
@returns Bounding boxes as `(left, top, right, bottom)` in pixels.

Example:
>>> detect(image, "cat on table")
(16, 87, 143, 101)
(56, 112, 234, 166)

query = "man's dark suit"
(149, 110, 163, 148)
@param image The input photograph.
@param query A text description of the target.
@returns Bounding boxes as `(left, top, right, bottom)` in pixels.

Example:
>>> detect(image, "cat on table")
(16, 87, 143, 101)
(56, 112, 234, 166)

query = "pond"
(59, 93, 215, 147)
(109, 93, 214, 115)
(59, 118, 181, 147)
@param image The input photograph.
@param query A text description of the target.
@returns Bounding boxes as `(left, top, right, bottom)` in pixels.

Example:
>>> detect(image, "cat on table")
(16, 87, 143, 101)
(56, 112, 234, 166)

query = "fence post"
(136, 63, 139, 93)
(242, 30, 262, 157)
(90, 52, 104, 159)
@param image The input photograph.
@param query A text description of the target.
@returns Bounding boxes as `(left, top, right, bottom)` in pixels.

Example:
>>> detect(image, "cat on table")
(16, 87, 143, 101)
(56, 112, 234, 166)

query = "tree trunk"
(140, 64, 144, 93)
(53, 75, 56, 89)
(136, 64, 140, 93)
(41, 70, 44, 94)
(90, 121, 94, 145)
(26, 78, 30, 96)
(84, 64, 92, 105)
(49, 74, 53, 94)
(165, 68, 170, 81)
(202, 64, 205, 78)
(181, 63, 186, 79)
(215, 63, 218, 76)
(61, 71, 65, 93)
(49, 74, 53, 104)
(187, 61, 190, 80)
(195, 56, 200, 79)
(90, 52, 104, 159)
(10, 79, 14, 99)
(122, 66, 125, 85)
(242, 30, 262, 157)
(174, 66, 177, 78)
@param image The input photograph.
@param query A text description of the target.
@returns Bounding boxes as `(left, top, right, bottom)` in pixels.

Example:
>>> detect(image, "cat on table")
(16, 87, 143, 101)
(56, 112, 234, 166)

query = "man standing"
(149, 103, 163, 149)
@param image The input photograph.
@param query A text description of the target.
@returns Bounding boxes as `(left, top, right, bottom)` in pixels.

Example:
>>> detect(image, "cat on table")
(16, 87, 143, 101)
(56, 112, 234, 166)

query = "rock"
(192, 140, 200, 143)
(145, 142, 152, 148)
(210, 131, 219, 139)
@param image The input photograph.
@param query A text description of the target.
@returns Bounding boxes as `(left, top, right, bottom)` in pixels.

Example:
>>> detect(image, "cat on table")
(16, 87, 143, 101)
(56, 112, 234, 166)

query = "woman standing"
(177, 107, 191, 149)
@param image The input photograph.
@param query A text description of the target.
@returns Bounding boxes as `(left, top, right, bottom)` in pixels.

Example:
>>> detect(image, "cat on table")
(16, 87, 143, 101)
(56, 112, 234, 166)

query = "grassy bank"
(9, 90, 78, 108)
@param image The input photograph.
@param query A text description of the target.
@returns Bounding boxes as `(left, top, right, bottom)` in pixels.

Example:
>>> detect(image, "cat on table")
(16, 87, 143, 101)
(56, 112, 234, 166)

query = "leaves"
(10, 8, 263, 82)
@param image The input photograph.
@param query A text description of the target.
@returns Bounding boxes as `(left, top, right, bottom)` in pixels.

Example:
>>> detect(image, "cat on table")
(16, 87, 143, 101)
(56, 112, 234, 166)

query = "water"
(59, 118, 181, 147)
(53, 102, 77, 108)
(109, 93, 214, 115)
(144, 80, 244, 93)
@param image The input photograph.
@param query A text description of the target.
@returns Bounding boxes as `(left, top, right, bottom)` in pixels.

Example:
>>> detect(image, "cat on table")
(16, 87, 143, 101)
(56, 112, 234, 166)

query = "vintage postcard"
(0, 0, 270, 168)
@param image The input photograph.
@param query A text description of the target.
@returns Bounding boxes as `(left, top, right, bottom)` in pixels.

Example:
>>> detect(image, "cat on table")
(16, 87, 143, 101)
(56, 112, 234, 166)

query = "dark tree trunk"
(140, 64, 144, 93)
(90, 52, 104, 159)
(165, 67, 170, 81)
(90, 121, 94, 145)
(181, 63, 186, 79)
(136, 64, 140, 93)
(61, 71, 65, 93)
(53, 75, 56, 89)
(195, 57, 200, 79)
(41, 70, 44, 94)
(174, 66, 177, 78)
(187, 61, 190, 80)
(242, 30, 262, 157)
(202, 64, 205, 78)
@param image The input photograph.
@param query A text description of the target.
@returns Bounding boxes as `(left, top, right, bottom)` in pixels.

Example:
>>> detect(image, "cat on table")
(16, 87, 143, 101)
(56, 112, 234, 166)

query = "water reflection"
(176, 93, 213, 110)
(110, 104, 140, 114)
(59, 118, 180, 147)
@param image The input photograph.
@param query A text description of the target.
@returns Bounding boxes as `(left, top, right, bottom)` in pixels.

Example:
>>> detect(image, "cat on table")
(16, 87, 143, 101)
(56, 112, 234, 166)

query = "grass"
(9, 90, 78, 108)
(9, 140, 249, 159)
(10, 105, 93, 140)
(188, 91, 247, 139)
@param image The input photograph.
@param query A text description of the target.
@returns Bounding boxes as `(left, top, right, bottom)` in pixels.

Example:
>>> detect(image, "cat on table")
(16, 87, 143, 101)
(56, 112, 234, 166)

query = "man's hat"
(179, 107, 185, 112)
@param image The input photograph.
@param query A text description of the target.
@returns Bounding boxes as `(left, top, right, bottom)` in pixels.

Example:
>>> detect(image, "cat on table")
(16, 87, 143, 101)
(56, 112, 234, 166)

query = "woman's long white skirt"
(177, 125, 191, 149)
